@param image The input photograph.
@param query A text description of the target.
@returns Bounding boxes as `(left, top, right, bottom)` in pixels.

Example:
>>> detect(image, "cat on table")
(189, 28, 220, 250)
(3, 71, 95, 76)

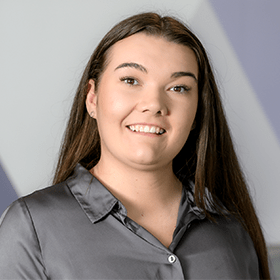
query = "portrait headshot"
(0, 0, 279, 279)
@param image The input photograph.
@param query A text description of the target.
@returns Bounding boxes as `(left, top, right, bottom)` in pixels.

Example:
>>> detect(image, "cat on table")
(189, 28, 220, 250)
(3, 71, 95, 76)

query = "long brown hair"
(53, 12, 270, 279)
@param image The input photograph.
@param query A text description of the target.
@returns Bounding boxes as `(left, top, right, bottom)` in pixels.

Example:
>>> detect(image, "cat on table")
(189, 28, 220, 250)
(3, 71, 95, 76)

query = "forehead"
(105, 33, 198, 75)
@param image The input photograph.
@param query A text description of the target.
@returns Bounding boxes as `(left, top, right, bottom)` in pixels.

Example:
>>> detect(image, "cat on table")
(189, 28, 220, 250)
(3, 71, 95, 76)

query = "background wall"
(1, 0, 279, 247)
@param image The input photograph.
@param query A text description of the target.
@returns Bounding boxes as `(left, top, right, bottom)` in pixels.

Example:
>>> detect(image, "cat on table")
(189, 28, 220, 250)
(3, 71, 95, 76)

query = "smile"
(127, 125, 166, 135)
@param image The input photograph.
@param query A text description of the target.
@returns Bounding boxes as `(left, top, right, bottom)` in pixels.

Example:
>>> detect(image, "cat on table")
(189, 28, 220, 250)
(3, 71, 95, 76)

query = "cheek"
(172, 101, 197, 146)
(178, 101, 197, 128)
(97, 90, 133, 122)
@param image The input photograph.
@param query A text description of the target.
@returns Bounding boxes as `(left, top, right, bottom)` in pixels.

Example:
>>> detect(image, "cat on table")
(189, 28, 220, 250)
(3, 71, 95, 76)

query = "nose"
(137, 87, 168, 116)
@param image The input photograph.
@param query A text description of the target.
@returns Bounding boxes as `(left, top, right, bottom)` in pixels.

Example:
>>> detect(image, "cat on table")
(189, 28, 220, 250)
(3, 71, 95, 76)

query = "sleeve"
(0, 198, 49, 279)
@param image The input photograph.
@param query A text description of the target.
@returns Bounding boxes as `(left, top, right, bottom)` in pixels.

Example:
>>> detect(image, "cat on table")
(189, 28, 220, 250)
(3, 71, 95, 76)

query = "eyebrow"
(171, 71, 198, 83)
(115, 63, 148, 73)
(115, 62, 197, 82)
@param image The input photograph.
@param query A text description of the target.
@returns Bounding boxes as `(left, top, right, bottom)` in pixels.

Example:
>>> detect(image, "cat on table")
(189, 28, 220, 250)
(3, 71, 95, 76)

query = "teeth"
(144, 126, 149, 133)
(128, 125, 165, 135)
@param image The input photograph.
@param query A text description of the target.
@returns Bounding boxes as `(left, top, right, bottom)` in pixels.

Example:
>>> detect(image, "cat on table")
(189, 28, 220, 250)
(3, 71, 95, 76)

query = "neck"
(90, 157, 182, 216)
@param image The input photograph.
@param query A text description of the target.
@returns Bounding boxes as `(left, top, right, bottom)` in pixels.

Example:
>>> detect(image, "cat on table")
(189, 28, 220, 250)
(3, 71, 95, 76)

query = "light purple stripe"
(0, 163, 18, 215)
(210, 0, 280, 141)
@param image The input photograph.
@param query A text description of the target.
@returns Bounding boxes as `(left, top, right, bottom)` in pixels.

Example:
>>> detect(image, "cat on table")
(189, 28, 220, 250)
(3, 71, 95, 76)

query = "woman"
(0, 12, 270, 279)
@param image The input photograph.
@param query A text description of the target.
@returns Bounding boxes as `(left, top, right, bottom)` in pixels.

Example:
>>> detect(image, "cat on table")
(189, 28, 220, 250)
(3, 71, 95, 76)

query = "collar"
(66, 164, 208, 224)
(66, 164, 126, 223)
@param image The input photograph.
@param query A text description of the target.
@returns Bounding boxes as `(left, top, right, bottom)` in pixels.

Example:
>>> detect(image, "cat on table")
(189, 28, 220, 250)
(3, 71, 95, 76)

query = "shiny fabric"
(0, 164, 259, 279)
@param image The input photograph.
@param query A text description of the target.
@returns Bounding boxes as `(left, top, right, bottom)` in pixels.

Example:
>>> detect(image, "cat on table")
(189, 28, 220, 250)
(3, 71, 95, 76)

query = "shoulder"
(189, 214, 256, 254)
(0, 181, 79, 237)
(0, 181, 82, 278)
(181, 214, 259, 279)
(22, 181, 77, 213)
(186, 186, 257, 259)
(0, 191, 57, 278)
(185, 185, 257, 255)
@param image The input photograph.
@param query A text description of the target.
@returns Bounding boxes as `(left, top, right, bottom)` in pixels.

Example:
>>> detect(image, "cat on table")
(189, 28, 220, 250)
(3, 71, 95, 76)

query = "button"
(168, 254, 176, 263)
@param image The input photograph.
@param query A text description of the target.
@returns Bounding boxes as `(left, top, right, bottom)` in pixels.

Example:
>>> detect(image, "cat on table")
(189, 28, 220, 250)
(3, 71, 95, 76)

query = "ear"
(86, 79, 97, 118)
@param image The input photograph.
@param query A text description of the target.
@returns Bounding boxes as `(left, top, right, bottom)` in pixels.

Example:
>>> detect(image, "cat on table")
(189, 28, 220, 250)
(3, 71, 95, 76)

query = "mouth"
(127, 125, 166, 135)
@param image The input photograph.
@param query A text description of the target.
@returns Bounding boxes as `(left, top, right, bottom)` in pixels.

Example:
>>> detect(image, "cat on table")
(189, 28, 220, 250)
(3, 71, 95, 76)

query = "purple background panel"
(0, 163, 18, 215)
(210, 0, 280, 141)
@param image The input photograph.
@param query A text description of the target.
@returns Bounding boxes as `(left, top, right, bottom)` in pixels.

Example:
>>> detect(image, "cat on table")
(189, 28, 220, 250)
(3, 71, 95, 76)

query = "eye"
(169, 85, 191, 93)
(120, 77, 139, 86)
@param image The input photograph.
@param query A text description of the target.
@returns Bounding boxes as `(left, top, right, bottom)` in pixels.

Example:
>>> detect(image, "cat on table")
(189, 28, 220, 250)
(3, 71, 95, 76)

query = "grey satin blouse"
(0, 164, 259, 279)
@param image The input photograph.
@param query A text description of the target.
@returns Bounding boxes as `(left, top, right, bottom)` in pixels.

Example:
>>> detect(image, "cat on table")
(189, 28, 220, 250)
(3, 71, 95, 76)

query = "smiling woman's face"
(86, 33, 198, 172)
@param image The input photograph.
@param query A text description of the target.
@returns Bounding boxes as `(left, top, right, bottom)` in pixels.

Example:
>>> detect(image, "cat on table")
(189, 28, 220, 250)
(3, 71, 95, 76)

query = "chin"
(128, 155, 171, 171)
